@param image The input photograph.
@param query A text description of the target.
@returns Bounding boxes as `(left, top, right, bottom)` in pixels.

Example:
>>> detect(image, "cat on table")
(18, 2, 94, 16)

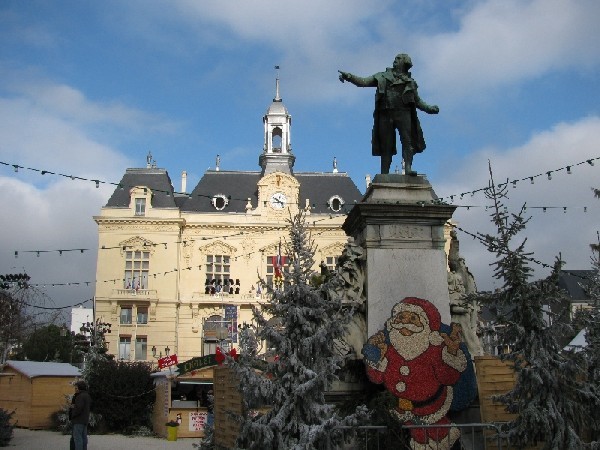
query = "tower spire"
(274, 65, 281, 102)
(260, 66, 295, 175)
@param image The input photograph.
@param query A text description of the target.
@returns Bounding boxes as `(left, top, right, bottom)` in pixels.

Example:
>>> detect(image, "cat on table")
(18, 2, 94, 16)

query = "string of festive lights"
(0, 159, 358, 209)
(22, 298, 93, 310)
(448, 221, 594, 282)
(17, 216, 592, 307)
(5, 155, 597, 209)
(13, 248, 90, 258)
(4, 157, 597, 300)
(24, 215, 344, 288)
(438, 156, 599, 202)
(449, 204, 590, 213)
(12, 213, 344, 258)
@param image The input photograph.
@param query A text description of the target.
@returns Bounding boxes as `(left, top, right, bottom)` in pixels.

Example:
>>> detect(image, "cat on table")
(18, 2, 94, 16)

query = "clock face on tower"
(270, 192, 287, 209)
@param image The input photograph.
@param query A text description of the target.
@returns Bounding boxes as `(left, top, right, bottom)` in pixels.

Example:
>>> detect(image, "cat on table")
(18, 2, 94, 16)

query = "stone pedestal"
(343, 174, 456, 336)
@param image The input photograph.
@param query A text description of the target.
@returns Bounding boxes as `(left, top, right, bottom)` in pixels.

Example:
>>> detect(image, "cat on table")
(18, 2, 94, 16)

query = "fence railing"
(327, 422, 505, 450)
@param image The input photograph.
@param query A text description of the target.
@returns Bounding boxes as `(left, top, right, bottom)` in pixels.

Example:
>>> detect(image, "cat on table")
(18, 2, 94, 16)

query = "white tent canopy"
(564, 329, 587, 352)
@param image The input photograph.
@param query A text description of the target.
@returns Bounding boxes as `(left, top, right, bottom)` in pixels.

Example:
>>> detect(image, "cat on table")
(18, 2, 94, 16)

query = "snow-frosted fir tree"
(580, 233, 600, 442)
(472, 164, 593, 449)
(79, 319, 113, 381)
(230, 212, 367, 450)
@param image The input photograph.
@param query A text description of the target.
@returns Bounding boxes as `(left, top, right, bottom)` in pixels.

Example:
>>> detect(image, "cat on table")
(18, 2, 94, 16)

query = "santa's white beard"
(388, 326, 432, 361)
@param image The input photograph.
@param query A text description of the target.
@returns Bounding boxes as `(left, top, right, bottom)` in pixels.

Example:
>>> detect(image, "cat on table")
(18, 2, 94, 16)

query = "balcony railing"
(191, 292, 264, 303)
(112, 289, 158, 299)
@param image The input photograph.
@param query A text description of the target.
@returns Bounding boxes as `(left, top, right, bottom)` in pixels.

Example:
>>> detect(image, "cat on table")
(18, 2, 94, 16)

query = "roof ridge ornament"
(274, 65, 281, 102)
(146, 151, 156, 169)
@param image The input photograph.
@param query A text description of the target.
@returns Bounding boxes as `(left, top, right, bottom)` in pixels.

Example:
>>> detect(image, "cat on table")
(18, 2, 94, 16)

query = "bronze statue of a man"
(339, 53, 439, 175)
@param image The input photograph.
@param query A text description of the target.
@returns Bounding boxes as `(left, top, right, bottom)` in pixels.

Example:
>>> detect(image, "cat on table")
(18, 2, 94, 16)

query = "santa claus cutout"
(362, 297, 472, 450)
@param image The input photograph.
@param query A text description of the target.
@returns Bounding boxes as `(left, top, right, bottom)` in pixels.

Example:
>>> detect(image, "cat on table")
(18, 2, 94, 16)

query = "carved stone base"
(343, 174, 457, 337)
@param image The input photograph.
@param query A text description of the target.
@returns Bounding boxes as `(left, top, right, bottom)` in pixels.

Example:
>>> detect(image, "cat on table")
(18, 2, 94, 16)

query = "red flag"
(215, 346, 225, 365)
(273, 241, 285, 279)
(272, 255, 281, 278)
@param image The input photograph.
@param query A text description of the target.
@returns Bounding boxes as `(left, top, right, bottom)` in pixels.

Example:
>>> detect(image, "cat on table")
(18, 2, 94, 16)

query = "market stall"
(151, 355, 217, 438)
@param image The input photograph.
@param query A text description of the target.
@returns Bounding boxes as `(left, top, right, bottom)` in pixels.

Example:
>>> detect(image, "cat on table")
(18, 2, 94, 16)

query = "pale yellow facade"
(94, 172, 352, 364)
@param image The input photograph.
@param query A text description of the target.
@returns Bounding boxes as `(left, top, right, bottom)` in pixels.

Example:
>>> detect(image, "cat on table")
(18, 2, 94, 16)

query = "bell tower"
(259, 74, 295, 175)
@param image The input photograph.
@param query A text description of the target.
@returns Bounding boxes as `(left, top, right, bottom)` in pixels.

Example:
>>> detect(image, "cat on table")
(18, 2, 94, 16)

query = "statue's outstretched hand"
(429, 105, 440, 114)
(338, 70, 348, 83)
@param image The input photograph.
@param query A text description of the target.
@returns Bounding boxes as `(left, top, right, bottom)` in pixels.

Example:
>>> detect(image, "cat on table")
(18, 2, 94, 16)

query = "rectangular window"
(266, 255, 288, 288)
(137, 306, 148, 324)
(203, 341, 218, 356)
(135, 337, 147, 360)
(206, 254, 230, 286)
(124, 250, 150, 289)
(119, 336, 131, 360)
(326, 256, 339, 272)
(135, 198, 146, 216)
(120, 306, 132, 325)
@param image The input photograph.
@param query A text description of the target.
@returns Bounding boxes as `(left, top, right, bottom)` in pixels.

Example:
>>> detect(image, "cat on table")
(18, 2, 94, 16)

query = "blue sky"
(1, 0, 599, 314)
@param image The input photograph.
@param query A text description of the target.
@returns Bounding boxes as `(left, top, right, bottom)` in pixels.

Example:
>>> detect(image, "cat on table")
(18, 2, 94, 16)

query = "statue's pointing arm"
(338, 70, 377, 88)
(414, 87, 439, 114)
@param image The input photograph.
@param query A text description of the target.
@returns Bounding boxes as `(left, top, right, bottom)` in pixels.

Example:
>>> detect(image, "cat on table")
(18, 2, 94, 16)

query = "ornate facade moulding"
(94, 217, 186, 228)
(319, 241, 346, 256)
(197, 240, 238, 255)
(118, 236, 157, 255)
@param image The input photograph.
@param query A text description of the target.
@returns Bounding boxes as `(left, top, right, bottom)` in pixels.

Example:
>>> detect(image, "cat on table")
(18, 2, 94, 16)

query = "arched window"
(271, 127, 282, 153)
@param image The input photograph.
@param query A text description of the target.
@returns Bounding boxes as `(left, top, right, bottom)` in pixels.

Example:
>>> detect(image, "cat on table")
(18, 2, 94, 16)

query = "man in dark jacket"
(70, 380, 91, 450)
(339, 53, 439, 175)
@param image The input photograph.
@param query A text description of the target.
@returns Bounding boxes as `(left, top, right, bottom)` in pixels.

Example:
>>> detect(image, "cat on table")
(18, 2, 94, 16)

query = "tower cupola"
(259, 73, 295, 175)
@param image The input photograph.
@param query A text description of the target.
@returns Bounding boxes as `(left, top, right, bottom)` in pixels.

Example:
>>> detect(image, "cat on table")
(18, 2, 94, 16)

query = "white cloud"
(151, 0, 600, 105)
(79, 1, 600, 108)
(0, 96, 130, 181)
(418, 0, 600, 99)
(117, 0, 399, 102)
(0, 74, 144, 308)
(6, 78, 179, 134)
(0, 176, 107, 310)
(437, 115, 600, 290)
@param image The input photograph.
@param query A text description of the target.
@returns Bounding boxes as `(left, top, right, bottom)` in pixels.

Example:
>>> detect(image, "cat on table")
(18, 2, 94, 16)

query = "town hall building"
(93, 80, 364, 362)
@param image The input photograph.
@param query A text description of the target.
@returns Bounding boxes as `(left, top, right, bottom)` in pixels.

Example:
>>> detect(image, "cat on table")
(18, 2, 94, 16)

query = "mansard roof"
(181, 170, 363, 214)
(105, 168, 178, 208)
(558, 269, 595, 301)
(296, 172, 363, 214)
(104, 167, 363, 215)
(182, 171, 260, 213)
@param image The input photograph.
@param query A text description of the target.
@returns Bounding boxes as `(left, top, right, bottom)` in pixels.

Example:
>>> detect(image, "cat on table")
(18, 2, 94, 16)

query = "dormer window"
(130, 186, 152, 216)
(135, 198, 146, 216)
(327, 195, 345, 213)
(211, 194, 229, 211)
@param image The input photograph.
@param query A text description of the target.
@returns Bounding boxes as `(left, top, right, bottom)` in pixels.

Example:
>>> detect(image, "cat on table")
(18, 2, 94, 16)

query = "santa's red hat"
(392, 297, 442, 333)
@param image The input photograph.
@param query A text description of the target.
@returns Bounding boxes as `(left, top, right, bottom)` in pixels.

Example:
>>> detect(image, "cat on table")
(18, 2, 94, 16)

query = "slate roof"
(105, 168, 178, 208)
(297, 173, 363, 214)
(181, 170, 363, 214)
(4, 360, 81, 378)
(182, 171, 261, 213)
(558, 270, 595, 301)
(104, 166, 363, 215)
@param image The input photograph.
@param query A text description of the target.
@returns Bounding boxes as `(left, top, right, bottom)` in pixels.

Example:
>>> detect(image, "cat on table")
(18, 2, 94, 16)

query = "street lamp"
(216, 324, 230, 352)
(151, 346, 171, 359)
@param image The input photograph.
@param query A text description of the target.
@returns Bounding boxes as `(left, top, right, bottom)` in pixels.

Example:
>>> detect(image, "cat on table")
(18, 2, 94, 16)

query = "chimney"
(181, 171, 187, 193)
